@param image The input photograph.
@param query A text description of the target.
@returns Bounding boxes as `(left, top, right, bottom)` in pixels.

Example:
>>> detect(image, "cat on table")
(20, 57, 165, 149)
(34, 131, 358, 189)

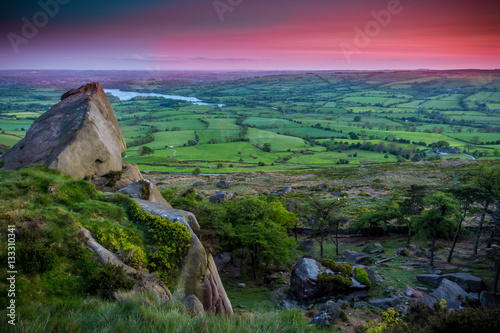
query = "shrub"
(87, 263, 135, 300)
(340, 310, 348, 322)
(19, 225, 57, 274)
(192, 167, 201, 176)
(94, 227, 146, 269)
(355, 267, 372, 287)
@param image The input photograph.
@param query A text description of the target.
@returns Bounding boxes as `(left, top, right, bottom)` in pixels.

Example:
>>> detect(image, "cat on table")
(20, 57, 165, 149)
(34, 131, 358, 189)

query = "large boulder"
(118, 180, 171, 208)
(210, 191, 226, 204)
(290, 258, 320, 301)
(182, 294, 205, 317)
(417, 273, 484, 292)
(0, 82, 126, 179)
(421, 279, 468, 311)
(416, 274, 444, 288)
(443, 273, 484, 293)
(479, 291, 500, 310)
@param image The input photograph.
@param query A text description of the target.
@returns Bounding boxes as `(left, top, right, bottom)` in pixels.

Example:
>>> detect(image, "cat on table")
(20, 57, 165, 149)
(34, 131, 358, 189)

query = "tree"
(138, 146, 154, 157)
(414, 192, 460, 268)
(354, 199, 401, 237)
(471, 136, 481, 145)
(306, 199, 346, 257)
(262, 142, 271, 152)
(223, 197, 297, 280)
(399, 185, 427, 244)
(353, 115, 361, 122)
(192, 167, 201, 176)
(446, 185, 478, 263)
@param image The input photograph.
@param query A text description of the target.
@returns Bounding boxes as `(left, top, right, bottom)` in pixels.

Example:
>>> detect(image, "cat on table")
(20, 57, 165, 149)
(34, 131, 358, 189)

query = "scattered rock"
(416, 274, 444, 288)
(261, 190, 270, 195)
(405, 286, 426, 298)
(193, 181, 205, 187)
(282, 186, 292, 194)
(182, 294, 205, 317)
(444, 273, 484, 293)
(237, 283, 246, 288)
(345, 290, 370, 301)
(415, 250, 426, 257)
(377, 185, 386, 191)
(142, 170, 150, 174)
(363, 243, 385, 254)
(368, 297, 402, 310)
(0, 82, 126, 179)
(210, 191, 227, 204)
(479, 291, 500, 310)
(159, 176, 170, 181)
(118, 180, 171, 208)
(332, 192, 344, 197)
(421, 279, 468, 311)
(290, 258, 319, 301)
(395, 248, 408, 257)
(216, 180, 231, 189)
(309, 301, 341, 327)
(279, 299, 297, 310)
(343, 251, 374, 265)
(384, 286, 395, 296)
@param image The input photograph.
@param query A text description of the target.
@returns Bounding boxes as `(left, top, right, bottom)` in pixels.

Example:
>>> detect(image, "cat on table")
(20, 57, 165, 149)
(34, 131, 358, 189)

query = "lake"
(104, 89, 224, 106)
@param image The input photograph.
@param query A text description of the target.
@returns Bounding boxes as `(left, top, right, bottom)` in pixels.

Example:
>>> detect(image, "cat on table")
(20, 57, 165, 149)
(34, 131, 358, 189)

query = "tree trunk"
(430, 233, 437, 268)
(494, 261, 500, 293)
(474, 202, 489, 256)
(335, 223, 339, 255)
(294, 221, 298, 241)
(406, 222, 412, 245)
(251, 251, 257, 280)
(320, 232, 324, 258)
(447, 219, 463, 263)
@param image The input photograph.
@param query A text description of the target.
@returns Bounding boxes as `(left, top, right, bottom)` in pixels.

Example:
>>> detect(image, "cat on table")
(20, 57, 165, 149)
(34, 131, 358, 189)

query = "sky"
(0, 0, 499, 71)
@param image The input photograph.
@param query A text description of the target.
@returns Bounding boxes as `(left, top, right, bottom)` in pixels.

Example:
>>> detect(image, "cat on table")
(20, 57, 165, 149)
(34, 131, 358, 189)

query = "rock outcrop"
(118, 180, 172, 208)
(134, 199, 232, 315)
(421, 279, 468, 311)
(0, 82, 126, 179)
(290, 258, 375, 302)
(80, 227, 172, 302)
(416, 273, 484, 293)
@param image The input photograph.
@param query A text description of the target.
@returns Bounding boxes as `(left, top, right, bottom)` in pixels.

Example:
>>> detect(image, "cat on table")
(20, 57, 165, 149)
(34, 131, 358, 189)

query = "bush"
(87, 263, 135, 300)
(355, 267, 372, 287)
(321, 259, 352, 276)
(19, 225, 57, 274)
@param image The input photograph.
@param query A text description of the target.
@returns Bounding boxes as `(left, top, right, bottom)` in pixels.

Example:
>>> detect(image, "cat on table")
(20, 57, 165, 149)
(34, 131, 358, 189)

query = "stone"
(377, 185, 386, 191)
(416, 274, 444, 288)
(479, 291, 500, 310)
(193, 181, 205, 187)
(405, 286, 426, 298)
(280, 299, 297, 310)
(444, 273, 484, 293)
(345, 290, 370, 301)
(332, 192, 344, 197)
(282, 186, 292, 194)
(159, 176, 170, 181)
(237, 283, 246, 288)
(134, 199, 199, 233)
(298, 240, 315, 252)
(210, 191, 226, 204)
(92, 161, 142, 191)
(395, 248, 408, 257)
(0, 82, 126, 179)
(309, 301, 341, 327)
(261, 190, 270, 196)
(343, 251, 374, 265)
(368, 297, 402, 310)
(384, 286, 395, 295)
(421, 279, 468, 311)
(290, 258, 319, 301)
(118, 180, 171, 208)
(216, 180, 231, 189)
(182, 294, 205, 317)
(363, 243, 385, 254)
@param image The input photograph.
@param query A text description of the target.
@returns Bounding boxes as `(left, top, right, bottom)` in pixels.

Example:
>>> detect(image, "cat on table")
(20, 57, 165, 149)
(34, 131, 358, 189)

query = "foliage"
(18, 225, 57, 274)
(87, 263, 135, 300)
(223, 196, 297, 279)
(94, 227, 147, 268)
(364, 308, 407, 333)
(320, 259, 353, 275)
(355, 267, 372, 287)
(138, 145, 155, 157)
(354, 198, 402, 235)
(128, 200, 191, 273)
(192, 167, 201, 175)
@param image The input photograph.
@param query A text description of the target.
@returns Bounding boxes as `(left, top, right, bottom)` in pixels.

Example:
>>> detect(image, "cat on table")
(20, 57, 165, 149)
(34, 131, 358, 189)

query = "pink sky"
(1, 0, 499, 70)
